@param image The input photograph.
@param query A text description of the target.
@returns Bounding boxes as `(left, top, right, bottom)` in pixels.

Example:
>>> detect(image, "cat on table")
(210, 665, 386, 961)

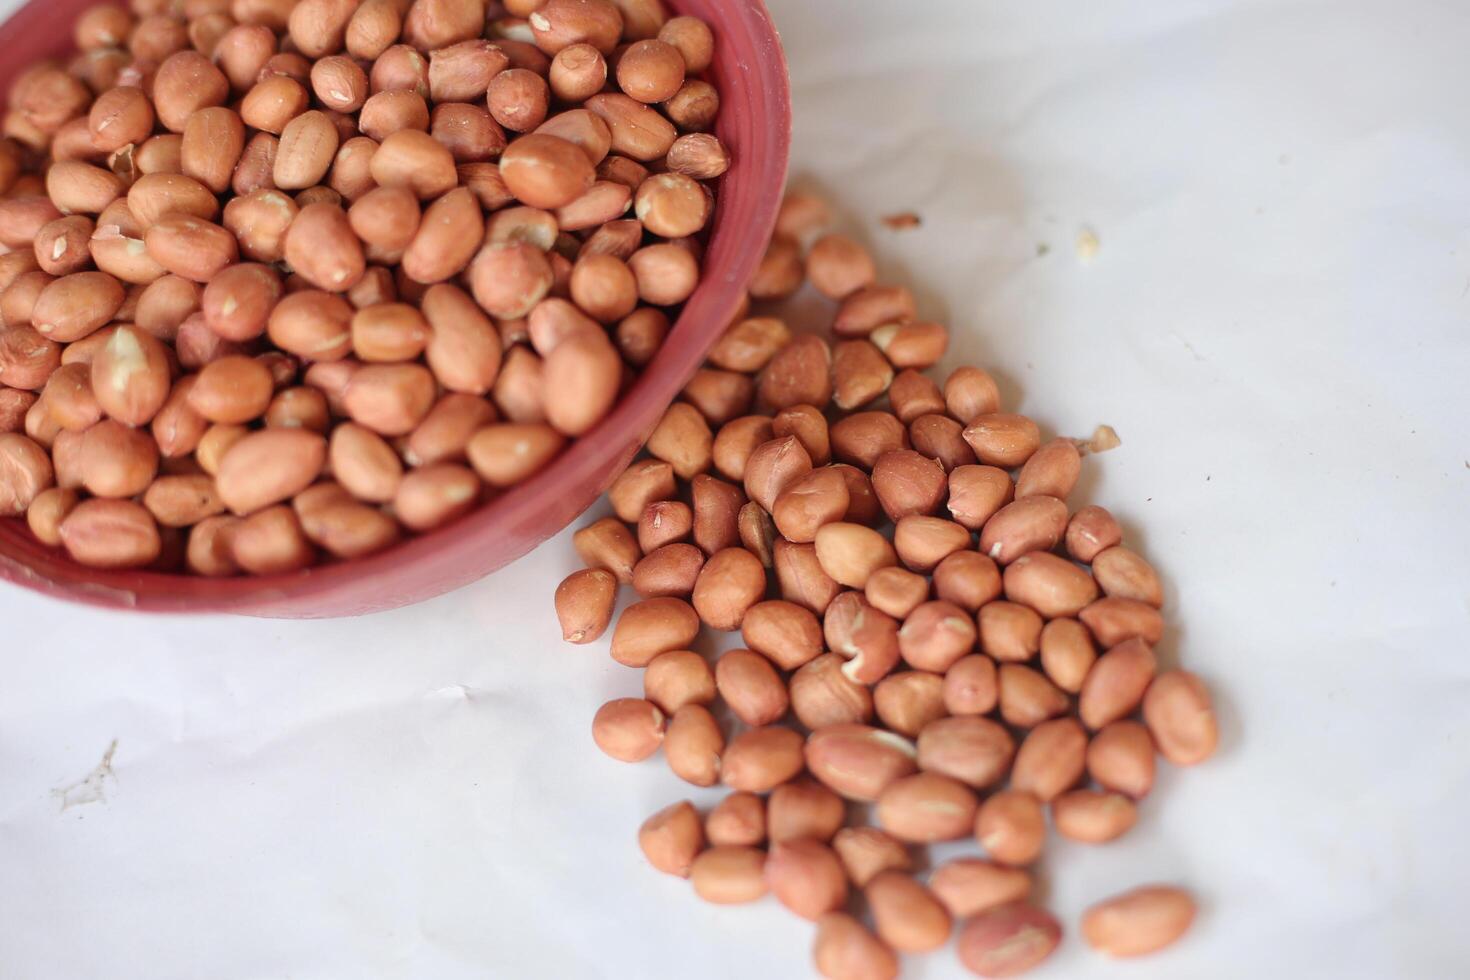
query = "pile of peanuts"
(555, 192, 1219, 977)
(0, 0, 727, 574)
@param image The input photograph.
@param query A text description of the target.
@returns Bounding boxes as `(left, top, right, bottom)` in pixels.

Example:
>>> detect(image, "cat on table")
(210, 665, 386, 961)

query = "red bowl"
(0, 0, 790, 617)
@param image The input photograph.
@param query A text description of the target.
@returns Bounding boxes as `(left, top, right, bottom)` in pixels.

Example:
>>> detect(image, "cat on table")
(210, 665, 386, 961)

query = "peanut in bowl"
(0, 0, 790, 616)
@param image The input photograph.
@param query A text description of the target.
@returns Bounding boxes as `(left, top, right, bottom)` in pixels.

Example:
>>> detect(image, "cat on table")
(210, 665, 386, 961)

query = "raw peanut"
(897, 600, 976, 674)
(866, 872, 952, 954)
(998, 663, 1068, 728)
(420, 284, 501, 394)
(942, 654, 999, 715)
(543, 332, 621, 436)
(876, 772, 977, 843)
(35, 216, 94, 277)
(343, 364, 436, 436)
(1066, 505, 1123, 562)
(915, 715, 1013, 789)
(773, 467, 849, 544)
(790, 653, 873, 729)
(40, 364, 102, 432)
(554, 567, 621, 644)
(632, 542, 705, 597)
(873, 671, 947, 737)
(358, 90, 432, 141)
(956, 903, 1061, 978)
(232, 503, 316, 574)
(609, 459, 676, 522)
(486, 68, 550, 133)
(692, 546, 766, 630)
(311, 55, 369, 111)
(1079, 637, 1157, 730)
(26, 486, 79, 545)
(720, 726, 804, 793)
(933, 551, 1003, 612)
(1039, 618, 1097, 693)
(871, 449, 945, 521)
(187, 356, 275, 424)
(429, 40, 508, 103)
(869, 321, 948, 369)
(805, 724, 917, 802)
(351, 304, 428, 363)
(1087, 721, 1156, 799)
(152, 52, 230, 133)
(402, 0, 483, 48)
(231, 133, 280, 196)
(741, 599, 824, 671)
(404, 393, 495, 466)
(712, 416, 773, 482)
(706, 792, 766, 847)
(825, 592, 901, 684)
(528, 296, 599, 354)
(0, 433, 54, 516)
(224, 190, 299, 263)
(979, 496, 1068, 565)
(978, 600, 1043, 662)
(975, 790, 1045, 866)
(814, 522, 896, 588)
(765, 839, 848, 921)
(1003, 551, 1099, 619)
(265, 386, 330, 432)
(143, 474, 225, 528)
(665, 704, 724, 786)
(145, 216, 239, 282)
(584, 92, 676, 161)
(716, 648, 789, 727)
(1142, 670, 1219, 765)
(0, 197, 64, 251)
(182, 108, 246, 195)
(295, 494, 401, 560)
(1082, 886, 1196, 958)
(666, 133, 729, 179)
(573, 516, 641, 584)
(771, 405, 832, 466)
(289, 0, 358, 57)
(196, 424, 249, 476)
(560, 182, 634, 231)
(267, 290, 354, 361)
(634, 172, 708, 238)
(638, 500, 693, 552)
(285, 203, 365, 291)
(683, 370, 754, 427)
(528, 0, 623, 54)
(1092, 546, 1164, 607)
(963, 413, 1042, 469)
(349, 186, 422, 251)
(658, 14, 713, 72)
(402, 188, 484, 285)
(944, 366, 1002, 423)
(690, 846, 767, 905)
(186, 514, 242, 577)
(78, 419, 158, 498)
(644, 402, 711, 480)
(774, 538, 841, 615)
(569, 254, 637, 322)
(46, 162, 124, 216)
(1079, 596, 1165, 647)
(643, 649, 715, 713)
(813, 913, 899, 980)
(909, 413, 976, 471)
(591, 697, 665, 762)
(767, 779, 845, 844)
(201, 264, 283, 342)
(272, 111, 340, 190)
(748, 236, 804, 300)
(637, 800, 704, 878)
(929, 860, 1033, 919)
(90, 325, 170, 426)
(88, 86, 155, 153)
(4, 329, 62, 397)
(1015, 437, 1081, 500)
(1, 278, 58, 338)
(32, 272, 127, 343)
(610, 595, 698, 666)
(1011, 717, 1087, 802)
(59, 498, 161, 569)
(757, 334, 832, 411)
(371, 130, 459, 200)
(807, 234, 876, 301)
(832, 827, 910, 888)
(889, 369, 946, 424)
(865, 566, 929, 619)
(628, 243, 698, 306)
(893, 516, 970, 573)
(216, 429, 327, 515)
(346, 0, 404, 59)
(471, 241, 556, 320)
(329, 422, 403, 503)
(549, 42, 608, 103)
(1052, 790, 1138, 843)
(833, 284, 915, 338)
(616, 38, 685, 103)
(128, 174, 220, 231)
(947, 465, 1013, 530)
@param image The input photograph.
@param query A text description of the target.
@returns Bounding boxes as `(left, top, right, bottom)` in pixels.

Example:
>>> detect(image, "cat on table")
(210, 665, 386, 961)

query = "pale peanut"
(1081, 885, 1197, 958)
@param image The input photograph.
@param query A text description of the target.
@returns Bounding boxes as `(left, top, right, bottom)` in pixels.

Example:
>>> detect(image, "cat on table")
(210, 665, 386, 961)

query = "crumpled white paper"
(3, 0, 1470, 977)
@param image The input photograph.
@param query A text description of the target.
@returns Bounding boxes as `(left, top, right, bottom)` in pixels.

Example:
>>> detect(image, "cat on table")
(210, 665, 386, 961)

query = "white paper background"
(3, 0, 1470, 976)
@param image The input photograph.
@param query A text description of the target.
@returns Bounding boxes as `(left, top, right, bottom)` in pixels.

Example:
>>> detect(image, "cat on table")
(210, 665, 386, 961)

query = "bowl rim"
(0, 0, 792, 616)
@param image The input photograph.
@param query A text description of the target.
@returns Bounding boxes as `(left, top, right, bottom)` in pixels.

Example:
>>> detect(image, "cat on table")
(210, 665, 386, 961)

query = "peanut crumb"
(881, 212, 921, 230)
(1075, 227, 1100, 262)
